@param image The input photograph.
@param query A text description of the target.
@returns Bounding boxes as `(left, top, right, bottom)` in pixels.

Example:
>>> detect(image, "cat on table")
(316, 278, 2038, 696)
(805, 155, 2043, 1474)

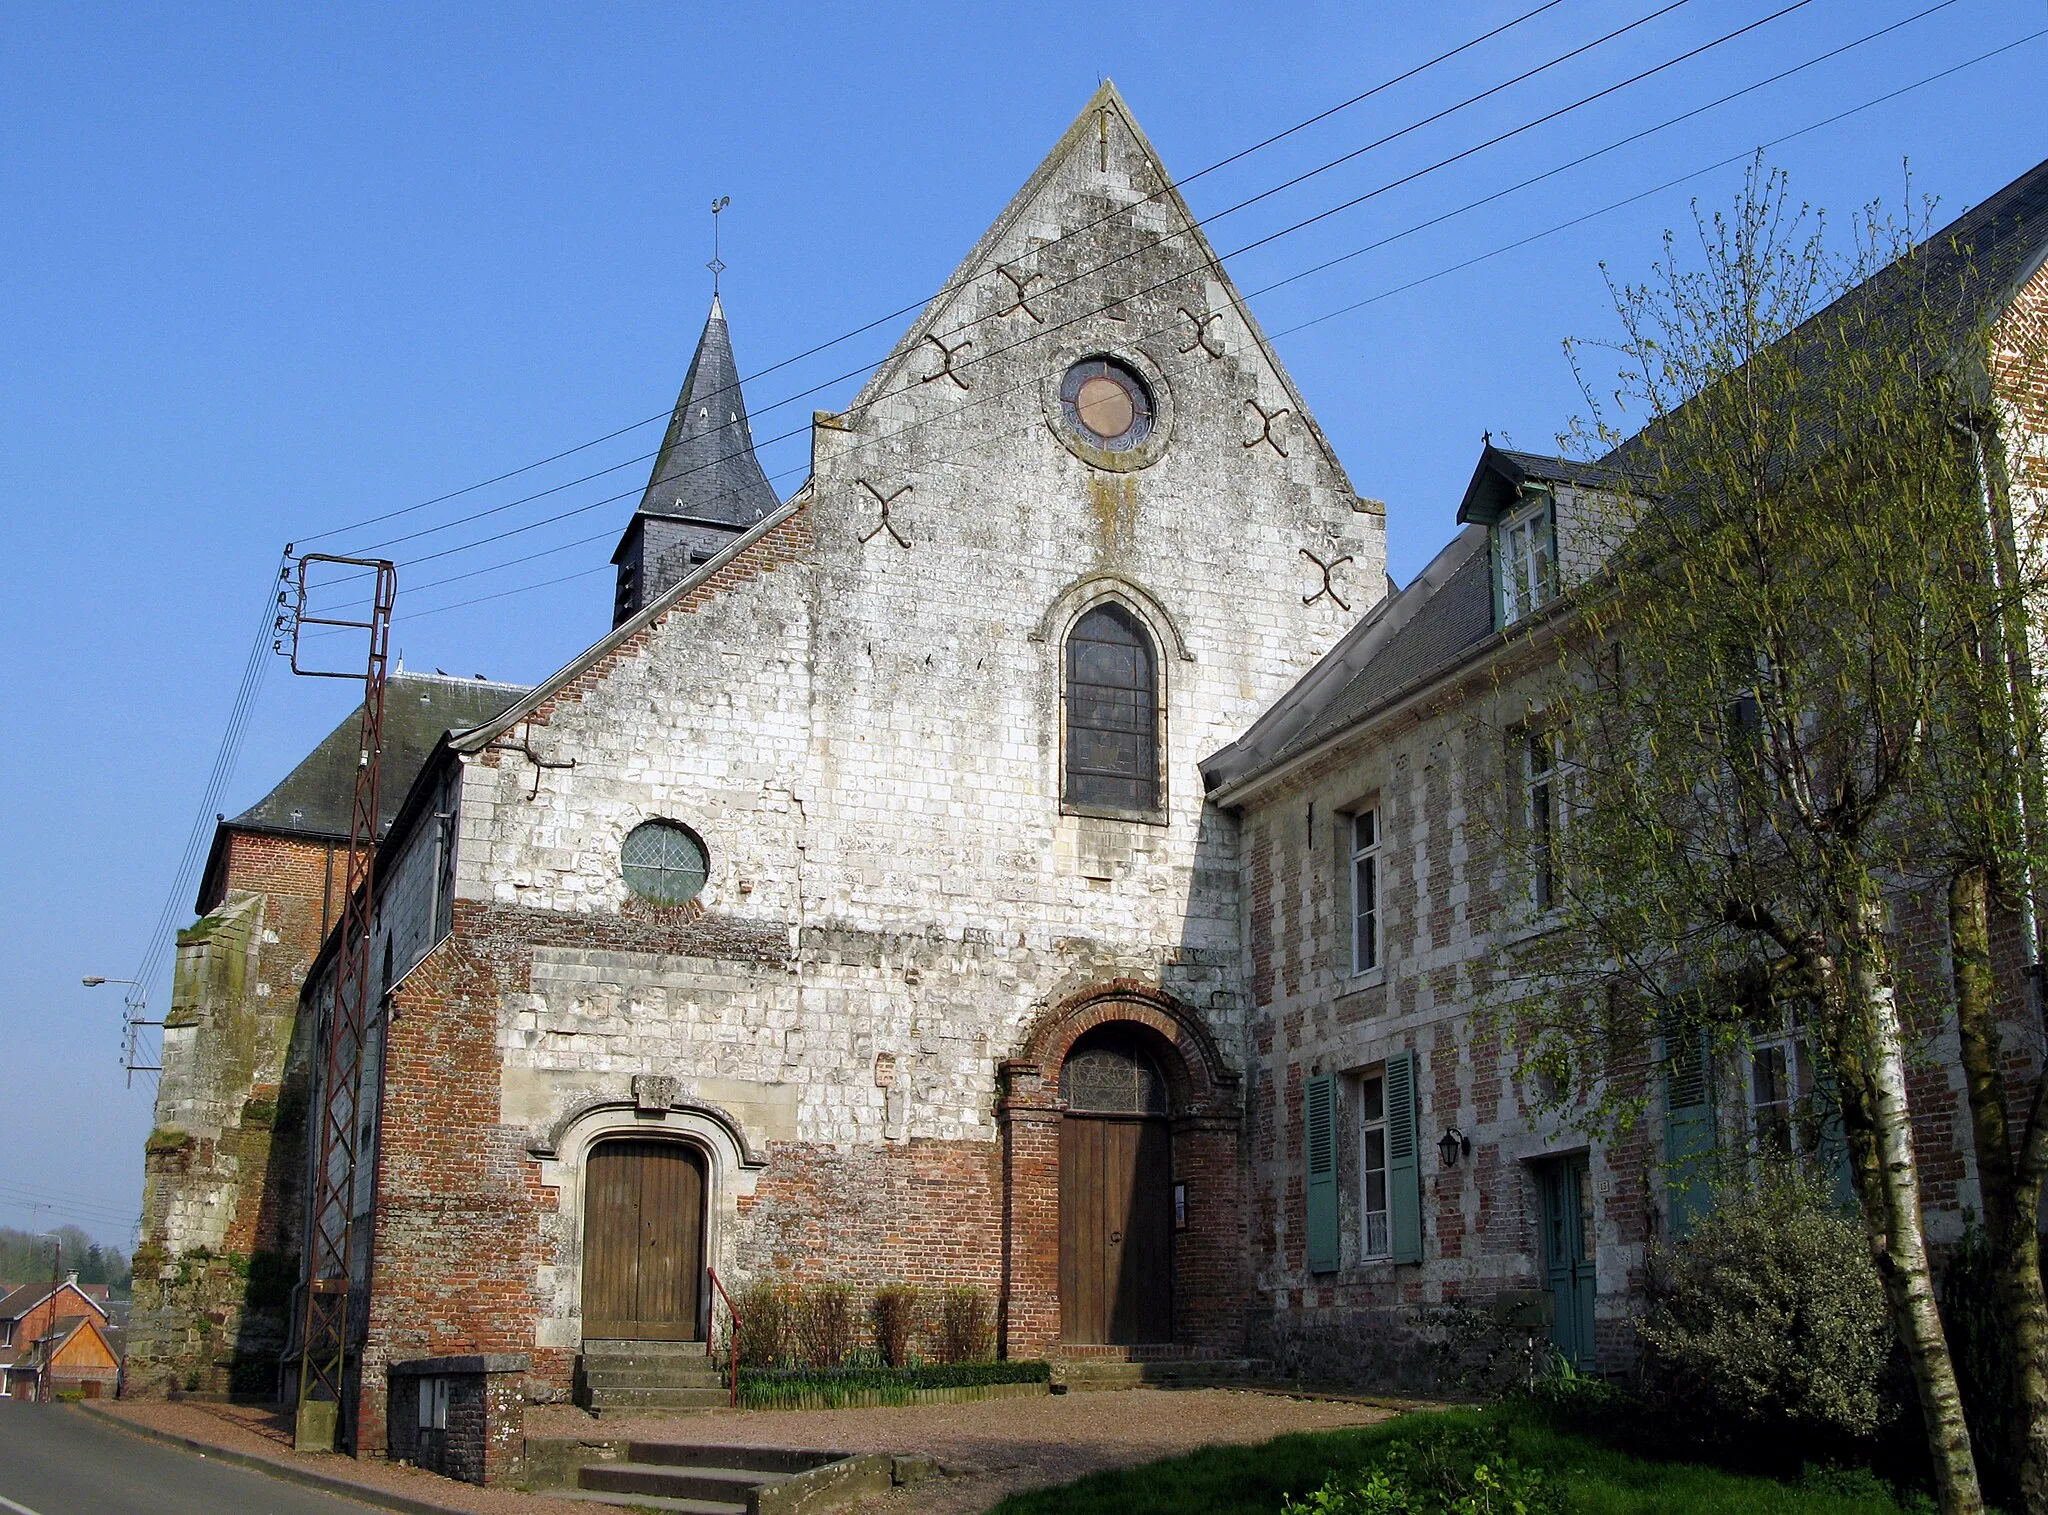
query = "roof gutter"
(1207, 591, 1576, 811)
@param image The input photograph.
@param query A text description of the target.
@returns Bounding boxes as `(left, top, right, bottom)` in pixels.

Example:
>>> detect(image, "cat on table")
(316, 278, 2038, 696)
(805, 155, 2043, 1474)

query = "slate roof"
(1202, 528, 1499, 793)
(231, 672, 529, 841)
(1204, 153, 2048, 797)
(622, 294, 781, 539)
(1459, 446, 1644, 524)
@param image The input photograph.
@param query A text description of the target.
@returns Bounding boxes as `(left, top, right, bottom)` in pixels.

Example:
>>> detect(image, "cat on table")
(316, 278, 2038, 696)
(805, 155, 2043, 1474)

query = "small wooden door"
(583, 1139, 706, 1341)
(1060, 1115, 1172, 1344)
(1540, 1154, 1596, 1370)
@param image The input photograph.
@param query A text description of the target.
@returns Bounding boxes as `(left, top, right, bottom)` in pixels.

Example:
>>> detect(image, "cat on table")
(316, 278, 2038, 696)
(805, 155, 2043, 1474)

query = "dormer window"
(1496, 493, 1556, 625)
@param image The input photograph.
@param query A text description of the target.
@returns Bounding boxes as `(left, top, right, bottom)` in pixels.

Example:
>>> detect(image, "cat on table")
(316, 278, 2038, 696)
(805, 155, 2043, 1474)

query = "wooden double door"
(1060, 1115, 1172, 1344)
(583, 1139, 706, 1341)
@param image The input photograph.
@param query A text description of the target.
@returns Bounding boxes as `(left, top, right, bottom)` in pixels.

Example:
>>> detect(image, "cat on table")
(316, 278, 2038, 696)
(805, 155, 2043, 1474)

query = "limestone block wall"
(355, 86, 1392, 1395)
(130, 830, 329, 1397)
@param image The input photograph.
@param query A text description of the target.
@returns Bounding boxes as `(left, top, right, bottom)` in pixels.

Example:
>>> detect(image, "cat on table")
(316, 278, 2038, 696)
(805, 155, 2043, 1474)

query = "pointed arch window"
(1065, 602, 1160, 816)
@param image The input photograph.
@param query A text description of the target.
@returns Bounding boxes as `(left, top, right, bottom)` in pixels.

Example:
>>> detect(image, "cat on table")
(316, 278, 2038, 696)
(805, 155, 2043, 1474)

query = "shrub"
(1281, 1423, 1560, 1515)
(1637, 1178, 1892, 1441)
(733, 1281, 790, 1369)
(1426, 1297, 1553, 1398)
(872, 1285, 920, 1368)
(737, 1358, 1047, 1409)
(792, 1283, 857, 1369)
(936, 1285, 994, 1364)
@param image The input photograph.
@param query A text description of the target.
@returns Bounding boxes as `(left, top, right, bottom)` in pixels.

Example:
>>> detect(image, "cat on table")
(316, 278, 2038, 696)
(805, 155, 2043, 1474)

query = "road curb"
(72, 1403, 480, 1515)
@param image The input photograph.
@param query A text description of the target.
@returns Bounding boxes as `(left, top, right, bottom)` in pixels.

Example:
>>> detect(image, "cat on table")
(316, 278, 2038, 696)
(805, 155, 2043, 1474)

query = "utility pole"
(279, 551, 396, 1454)
(42, 1232, 60, 1404)
(82, 977, 161, 1085)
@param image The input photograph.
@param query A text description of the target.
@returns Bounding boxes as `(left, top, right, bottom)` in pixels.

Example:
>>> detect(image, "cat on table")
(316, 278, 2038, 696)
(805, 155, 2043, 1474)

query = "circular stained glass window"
(621, 820, 709, 906)
(1060, 358, 1154, 452)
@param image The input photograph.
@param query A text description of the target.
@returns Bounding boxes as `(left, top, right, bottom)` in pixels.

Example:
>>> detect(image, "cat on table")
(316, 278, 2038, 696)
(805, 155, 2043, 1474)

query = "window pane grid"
(1066, 604, 1160, 812)
(1351, 809, 1380, 975)
(1499, 497, 1557, 623)
(1360, 1075, 1390, 1260)
(621, 821, 709, 906)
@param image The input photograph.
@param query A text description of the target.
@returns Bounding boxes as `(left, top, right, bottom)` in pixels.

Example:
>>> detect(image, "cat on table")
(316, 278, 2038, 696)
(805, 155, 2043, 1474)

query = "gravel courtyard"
(528, 1385, 1411, 1513)
(100, 1386, 1414, 1515)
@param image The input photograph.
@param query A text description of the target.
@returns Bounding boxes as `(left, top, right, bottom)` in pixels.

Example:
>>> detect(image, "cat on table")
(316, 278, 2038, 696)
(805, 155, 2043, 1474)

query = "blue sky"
(3, 1, 2041, 1245)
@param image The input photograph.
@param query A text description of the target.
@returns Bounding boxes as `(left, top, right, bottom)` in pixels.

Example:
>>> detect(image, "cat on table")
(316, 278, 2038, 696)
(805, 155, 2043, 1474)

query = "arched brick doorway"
(999, 983, 1243, 1359)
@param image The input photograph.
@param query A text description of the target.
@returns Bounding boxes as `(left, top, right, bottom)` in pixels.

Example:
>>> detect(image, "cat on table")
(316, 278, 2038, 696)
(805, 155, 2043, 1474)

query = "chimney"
(64, 1270, 78, 1287)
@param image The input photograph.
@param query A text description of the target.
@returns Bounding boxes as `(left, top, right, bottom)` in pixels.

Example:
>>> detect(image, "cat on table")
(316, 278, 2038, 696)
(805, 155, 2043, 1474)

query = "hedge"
(736, 1358, 1050, 1409)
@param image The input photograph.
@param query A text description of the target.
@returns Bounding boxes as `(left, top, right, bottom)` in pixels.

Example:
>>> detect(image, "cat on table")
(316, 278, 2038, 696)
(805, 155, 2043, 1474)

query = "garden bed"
(737, 1358, 1051, 1410)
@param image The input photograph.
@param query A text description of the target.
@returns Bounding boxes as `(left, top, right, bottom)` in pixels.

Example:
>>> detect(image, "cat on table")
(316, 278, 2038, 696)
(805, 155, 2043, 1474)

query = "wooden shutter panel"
(1663, 1027, 1716, 1239)
(1304, 1073, 1339, 1274)
(1386, 1049, 1422, 1265)
(1811, 1061, 1858, 1213)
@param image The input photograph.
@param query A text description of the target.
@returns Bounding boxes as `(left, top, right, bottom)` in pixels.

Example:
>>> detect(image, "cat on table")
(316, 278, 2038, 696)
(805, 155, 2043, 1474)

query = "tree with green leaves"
(1497, 161, 2048, 1515)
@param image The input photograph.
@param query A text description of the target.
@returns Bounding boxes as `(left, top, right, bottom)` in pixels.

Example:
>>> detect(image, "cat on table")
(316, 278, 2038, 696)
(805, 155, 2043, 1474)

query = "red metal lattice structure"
(283, 552, 396, 1453)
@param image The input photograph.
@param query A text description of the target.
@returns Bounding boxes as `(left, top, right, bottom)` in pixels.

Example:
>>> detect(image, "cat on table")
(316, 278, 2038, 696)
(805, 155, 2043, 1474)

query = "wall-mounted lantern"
(1438, 1126, 1471, 1169)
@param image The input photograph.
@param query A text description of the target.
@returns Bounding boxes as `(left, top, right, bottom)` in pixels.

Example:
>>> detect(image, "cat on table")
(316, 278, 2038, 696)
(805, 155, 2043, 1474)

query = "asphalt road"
(0, 1400, 382, 1515)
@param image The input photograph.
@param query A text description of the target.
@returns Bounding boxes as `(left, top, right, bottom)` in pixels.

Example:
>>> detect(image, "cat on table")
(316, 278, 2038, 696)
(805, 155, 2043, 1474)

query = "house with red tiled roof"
(0, 1276, 114, 1399)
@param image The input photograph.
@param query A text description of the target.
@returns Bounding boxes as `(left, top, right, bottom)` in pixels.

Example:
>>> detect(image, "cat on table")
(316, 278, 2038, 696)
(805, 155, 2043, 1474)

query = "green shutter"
(1811, 1062, 1858, 1213)
(1386, 1049, 1423, 1264)
(1663, 1028, 1716, 1240)
(1305, 1073, 1339, 1274)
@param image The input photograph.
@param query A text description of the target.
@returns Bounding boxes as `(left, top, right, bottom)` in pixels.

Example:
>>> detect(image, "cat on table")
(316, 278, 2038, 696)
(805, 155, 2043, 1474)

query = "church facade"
(137, 84, 2048, 1452)
(311, 83, 1385, 1440)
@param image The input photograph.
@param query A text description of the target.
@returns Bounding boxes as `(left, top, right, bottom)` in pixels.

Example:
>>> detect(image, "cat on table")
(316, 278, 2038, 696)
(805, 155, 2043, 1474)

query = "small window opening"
(1350, 810, 1381, 974)
(622, 820, 709, 906)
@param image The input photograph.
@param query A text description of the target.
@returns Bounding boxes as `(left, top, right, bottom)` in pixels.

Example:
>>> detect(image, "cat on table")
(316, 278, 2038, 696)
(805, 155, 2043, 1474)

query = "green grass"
(987, 1405, 1919, 1515)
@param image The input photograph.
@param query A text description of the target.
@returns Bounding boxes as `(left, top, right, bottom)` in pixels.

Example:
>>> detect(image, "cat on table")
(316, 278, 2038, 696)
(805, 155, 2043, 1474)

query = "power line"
(292, 0, 1576, 549)
(373, 23, 2045, 630)
(310, 0, 1710, 575)
(309, 0, 1828, 609)
(119, 552, 291, 1063)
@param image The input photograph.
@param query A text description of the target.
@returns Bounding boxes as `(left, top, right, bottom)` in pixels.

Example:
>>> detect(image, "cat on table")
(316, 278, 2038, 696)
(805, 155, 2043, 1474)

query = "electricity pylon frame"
(284, 552, 396, 1454)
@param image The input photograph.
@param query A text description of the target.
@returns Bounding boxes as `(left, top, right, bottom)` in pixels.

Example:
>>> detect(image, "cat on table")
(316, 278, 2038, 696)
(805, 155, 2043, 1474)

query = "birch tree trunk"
(1840, 897, 1983, 1515)
(1949, 865, 2048, 1514)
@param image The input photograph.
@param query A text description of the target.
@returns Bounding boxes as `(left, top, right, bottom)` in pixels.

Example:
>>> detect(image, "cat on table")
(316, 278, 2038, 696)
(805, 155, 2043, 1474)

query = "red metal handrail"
(707, 1267, 741, 1407)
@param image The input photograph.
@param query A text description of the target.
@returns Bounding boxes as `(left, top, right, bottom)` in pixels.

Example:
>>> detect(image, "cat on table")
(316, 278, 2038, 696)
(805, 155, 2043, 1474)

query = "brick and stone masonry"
(321, 82, 1387, 1443)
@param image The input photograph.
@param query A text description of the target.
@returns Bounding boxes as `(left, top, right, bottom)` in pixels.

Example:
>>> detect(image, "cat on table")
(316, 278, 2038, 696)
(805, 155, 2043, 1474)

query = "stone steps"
(579, 1460, 783, 1507)
(577, 1340, 731, 1412)
(565, 1442, 882, 1514)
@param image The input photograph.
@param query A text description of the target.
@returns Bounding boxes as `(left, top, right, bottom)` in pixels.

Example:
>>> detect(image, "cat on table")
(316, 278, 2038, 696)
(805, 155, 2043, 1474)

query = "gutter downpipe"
(1962, 416, 2048, 1007)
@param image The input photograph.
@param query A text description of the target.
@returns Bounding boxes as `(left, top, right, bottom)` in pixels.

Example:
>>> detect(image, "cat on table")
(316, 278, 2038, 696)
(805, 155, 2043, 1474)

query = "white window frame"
(1523, 728, 1559, 913)
(1359, 1070, 1391, 1260)
(1747, 1026, 1812, 1164)
(1497, 494, 1557, 625)
(1350, 809, 1381, 976)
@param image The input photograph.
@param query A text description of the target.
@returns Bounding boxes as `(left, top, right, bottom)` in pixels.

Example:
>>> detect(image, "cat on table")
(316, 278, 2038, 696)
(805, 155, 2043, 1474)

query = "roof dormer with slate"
(611, 295, 782, 626)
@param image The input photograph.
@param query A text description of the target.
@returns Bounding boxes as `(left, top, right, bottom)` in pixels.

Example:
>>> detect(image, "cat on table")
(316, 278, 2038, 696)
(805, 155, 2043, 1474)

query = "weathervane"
(708, 195, 730, 295)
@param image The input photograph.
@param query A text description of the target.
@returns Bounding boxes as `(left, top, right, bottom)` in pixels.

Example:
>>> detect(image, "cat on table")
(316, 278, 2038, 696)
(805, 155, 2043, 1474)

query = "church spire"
(611, 294, 781, 625)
